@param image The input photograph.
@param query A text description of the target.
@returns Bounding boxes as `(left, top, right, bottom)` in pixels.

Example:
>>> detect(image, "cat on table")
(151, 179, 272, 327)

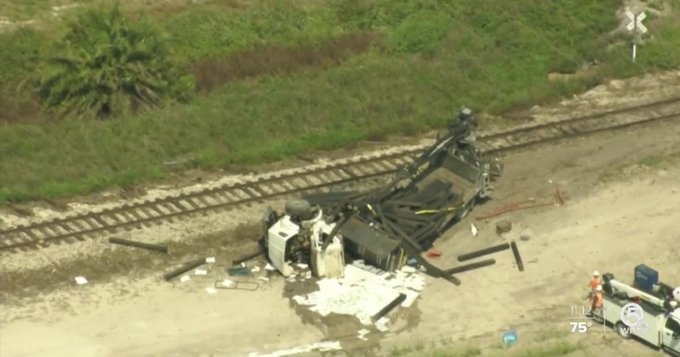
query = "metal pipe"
(109, 237, 168, 253)
(510, 241, 524, 272)
(457, 243, 510, 262)
(163, 257, 206, 281)
(232, 250, 263, 266)
(372, 293, 407, 322)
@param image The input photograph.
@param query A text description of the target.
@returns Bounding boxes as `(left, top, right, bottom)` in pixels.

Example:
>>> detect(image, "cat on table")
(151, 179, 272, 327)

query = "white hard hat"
(596, 285, 603, 291)
(593, 270, 600, 276)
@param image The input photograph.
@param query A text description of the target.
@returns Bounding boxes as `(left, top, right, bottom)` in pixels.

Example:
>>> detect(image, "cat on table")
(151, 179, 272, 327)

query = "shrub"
(37, 3, 193, 119)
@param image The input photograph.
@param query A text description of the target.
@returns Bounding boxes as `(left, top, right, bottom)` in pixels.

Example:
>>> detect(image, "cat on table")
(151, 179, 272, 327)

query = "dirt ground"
(2, 71, 680, 356)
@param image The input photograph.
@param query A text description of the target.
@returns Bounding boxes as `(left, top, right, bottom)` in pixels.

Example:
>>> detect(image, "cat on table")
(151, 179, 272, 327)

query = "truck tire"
(616, 322, 631, 339)
(285, 199, 314, 220)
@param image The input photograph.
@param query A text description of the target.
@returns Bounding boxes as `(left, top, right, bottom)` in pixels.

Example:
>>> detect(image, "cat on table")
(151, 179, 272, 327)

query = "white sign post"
(624, 8, 648, 63)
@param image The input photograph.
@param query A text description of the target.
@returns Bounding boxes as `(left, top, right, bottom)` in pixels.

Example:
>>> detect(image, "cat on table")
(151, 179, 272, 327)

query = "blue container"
(502, 330, 518, 347)
(634, 264, 658, 291)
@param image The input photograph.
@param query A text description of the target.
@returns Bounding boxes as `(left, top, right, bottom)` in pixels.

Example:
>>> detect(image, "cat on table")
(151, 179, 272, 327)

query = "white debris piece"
(74, 276, 88, 285)
(258, 276, 270, 282)
(357, 328, 370, 341)
(251, 266, 261, 273)
(375, 317, 390, 332)
(291, 264, 425, 325)
(180, 275, 191, 283)
(248, 341, 342, 357)
(470, 223, 478, 237)
(304, 271, 312, 279)
(400, 265, 416, 274)
(205, 257, 216, 263)
(265, 263, 276, 271)
(218, 279, 234, 288)
(194, 269, 208, 275)
(206, 287, 217, 294)
(296, 263, 308, 269)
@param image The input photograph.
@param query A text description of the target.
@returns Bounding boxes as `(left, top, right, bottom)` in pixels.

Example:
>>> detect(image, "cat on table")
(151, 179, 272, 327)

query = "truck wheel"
(616, 322, 631, 339)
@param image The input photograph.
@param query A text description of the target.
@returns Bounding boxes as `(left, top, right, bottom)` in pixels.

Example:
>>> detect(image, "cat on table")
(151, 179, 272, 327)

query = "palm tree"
(39, 3, 191, 118)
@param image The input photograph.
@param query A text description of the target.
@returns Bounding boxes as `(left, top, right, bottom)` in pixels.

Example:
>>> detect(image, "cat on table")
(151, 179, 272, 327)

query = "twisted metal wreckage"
(260, 108, 512, 285)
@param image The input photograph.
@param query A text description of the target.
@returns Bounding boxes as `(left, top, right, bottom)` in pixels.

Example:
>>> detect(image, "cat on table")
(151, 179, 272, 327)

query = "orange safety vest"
(590, 277, 602, 290)
(593, 292, 604, 308)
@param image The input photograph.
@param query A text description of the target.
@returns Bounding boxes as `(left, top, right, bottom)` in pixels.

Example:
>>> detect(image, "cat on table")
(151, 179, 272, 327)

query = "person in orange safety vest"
(591, 285, 604, 318)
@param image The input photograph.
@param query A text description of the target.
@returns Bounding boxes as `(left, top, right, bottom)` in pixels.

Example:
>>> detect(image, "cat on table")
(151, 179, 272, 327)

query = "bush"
(37, 3, 193, 119)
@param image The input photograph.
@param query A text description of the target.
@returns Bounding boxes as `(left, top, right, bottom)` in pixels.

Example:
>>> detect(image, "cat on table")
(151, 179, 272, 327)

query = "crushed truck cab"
(263, 200, 345, 278)
(260, 108, 503, 279)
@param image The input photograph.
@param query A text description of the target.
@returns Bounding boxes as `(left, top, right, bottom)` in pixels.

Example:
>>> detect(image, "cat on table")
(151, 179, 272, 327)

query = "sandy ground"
(1, 70, 680, 356)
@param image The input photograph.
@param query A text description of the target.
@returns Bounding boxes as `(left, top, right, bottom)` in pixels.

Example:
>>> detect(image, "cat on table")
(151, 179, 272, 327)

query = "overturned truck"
(260, 109, 503, 282)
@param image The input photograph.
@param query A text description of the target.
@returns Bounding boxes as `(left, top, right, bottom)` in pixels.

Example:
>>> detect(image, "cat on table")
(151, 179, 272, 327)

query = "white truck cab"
(264, 200, 345, 278)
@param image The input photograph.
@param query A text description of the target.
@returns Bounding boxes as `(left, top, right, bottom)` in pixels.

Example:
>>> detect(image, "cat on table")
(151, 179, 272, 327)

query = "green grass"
(639, 155, 663, 167)
(1, 0, 680, 203)
(510, 341, 578, 357)
(388, 337, 579, 357)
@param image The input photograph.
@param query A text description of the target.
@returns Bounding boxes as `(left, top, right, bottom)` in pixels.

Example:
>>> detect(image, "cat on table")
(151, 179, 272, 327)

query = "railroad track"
(2, 97, 680, 252)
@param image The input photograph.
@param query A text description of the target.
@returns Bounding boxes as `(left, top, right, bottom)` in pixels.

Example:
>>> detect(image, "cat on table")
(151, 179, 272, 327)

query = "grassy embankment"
(1, 0, 679, 204)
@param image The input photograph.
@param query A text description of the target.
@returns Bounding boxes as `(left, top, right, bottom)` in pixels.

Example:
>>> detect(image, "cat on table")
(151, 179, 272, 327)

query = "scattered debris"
(470, 223, 478, 236)
(510, 241, 525, 272)
(228, 265, 251, 276)
(251, 266, 261, 273)
(496, 220, 512, 234)
(457, 243, 510, 262)
(74, 276, 88, 285)
(206, 257, 216, 263)
(180, 275, 191, 283)
(401, 265, 416, 274)
(296, 263, 308, 269)
(248, 341, 342, 357)
(258, 277, 270, 282)
(265, 263, 276, 271)
(217, 278, 234, 288)
(291, 264, 424, 325)
(109, 237, 169, 253)
(164, 258, 207, 281)
(194, 269, 208, 275)
(426, 248, 442, 258)
(215, 280, 259, 291)
(520, 235, 531, 241)
(374, 317, 390, 332)
(357, 328, 370, 341)
(206, 287, 218, 294)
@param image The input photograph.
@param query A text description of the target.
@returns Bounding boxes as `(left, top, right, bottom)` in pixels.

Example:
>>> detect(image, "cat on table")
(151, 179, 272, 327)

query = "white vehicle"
(599, 275, 680, 356)
(261, 200, 345, 278)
